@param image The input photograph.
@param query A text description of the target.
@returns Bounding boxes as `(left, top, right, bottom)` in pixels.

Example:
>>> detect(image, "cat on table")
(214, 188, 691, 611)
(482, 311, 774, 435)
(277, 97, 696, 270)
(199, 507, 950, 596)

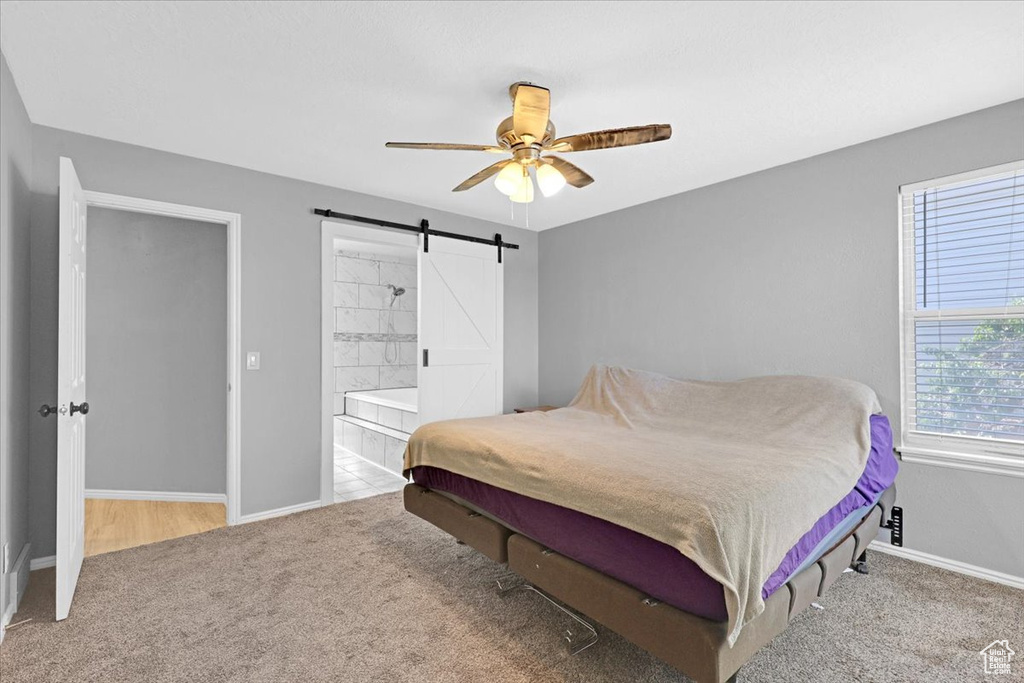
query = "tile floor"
(333, 447, 406, 503)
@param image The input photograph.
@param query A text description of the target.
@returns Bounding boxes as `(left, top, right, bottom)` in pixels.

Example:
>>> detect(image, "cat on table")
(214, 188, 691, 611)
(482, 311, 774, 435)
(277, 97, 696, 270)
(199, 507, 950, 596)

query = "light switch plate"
(246, 351, 261, 370)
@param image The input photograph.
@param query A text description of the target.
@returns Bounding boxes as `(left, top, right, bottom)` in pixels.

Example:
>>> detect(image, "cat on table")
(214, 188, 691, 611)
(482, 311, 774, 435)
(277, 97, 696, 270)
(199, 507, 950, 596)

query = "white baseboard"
(11, 543, 30, 608)
(1, 577, 15, 642)
(869, 541, 1024, 590)
(237, 500, 322, 525)
(85, 489, 227, 504)
(29, 556, 55, 571)
(1, 599, 14, 641)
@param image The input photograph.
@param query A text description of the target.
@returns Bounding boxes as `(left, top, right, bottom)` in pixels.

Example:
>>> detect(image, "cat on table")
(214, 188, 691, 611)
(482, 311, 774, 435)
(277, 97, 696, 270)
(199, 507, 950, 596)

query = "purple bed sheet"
(412, 414, 897, 623)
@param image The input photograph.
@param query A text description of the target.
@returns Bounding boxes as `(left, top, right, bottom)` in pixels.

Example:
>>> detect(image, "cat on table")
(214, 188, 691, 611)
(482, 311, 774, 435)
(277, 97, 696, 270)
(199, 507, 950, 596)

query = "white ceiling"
(2, 1, 1022, 231)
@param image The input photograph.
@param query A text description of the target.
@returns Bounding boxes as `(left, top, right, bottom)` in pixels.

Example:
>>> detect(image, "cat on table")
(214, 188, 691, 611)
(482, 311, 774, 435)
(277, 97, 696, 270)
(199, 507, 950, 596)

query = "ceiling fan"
(385, 82, 672, 203)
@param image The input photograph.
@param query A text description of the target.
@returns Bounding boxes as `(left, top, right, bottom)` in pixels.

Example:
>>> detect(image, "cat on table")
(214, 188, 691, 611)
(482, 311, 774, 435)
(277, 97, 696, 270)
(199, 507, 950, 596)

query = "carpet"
(1, 492, 1020, 682)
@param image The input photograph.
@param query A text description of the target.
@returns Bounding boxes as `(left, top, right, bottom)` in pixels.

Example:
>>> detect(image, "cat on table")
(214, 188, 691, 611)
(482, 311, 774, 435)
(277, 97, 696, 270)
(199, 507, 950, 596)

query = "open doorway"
(83, 206, 223, 555)
(320, 222, 418, 504)
(80, 192, 242, 557)
(319, 218, 505, 506)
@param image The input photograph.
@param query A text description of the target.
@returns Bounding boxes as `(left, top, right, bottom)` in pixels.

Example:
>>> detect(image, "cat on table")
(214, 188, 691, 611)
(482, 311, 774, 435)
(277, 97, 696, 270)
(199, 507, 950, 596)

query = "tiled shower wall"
(333, 249, 417, 414)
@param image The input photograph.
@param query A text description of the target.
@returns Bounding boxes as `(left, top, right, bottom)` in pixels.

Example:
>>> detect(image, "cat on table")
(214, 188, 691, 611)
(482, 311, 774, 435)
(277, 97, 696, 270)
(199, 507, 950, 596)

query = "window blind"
(900, 162, 1023, 460)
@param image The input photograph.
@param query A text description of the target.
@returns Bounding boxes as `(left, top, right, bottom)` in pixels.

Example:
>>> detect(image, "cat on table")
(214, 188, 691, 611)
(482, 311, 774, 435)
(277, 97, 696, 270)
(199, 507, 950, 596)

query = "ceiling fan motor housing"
(496, 116, 557, 156)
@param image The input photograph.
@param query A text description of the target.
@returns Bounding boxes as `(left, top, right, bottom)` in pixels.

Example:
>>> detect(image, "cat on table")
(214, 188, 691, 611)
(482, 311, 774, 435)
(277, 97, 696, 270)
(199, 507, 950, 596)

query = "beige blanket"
(405, 365, 881, 645)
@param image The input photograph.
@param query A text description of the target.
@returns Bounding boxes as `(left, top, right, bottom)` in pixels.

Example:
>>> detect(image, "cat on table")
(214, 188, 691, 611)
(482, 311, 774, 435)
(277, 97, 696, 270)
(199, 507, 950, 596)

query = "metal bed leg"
(852, 549, 869, 575)
(497, 579, 600, 655)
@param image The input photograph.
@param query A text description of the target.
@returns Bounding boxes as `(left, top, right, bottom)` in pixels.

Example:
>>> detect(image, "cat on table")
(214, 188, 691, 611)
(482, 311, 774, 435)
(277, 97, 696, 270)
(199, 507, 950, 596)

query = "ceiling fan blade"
(386, 142, 506, 153)
(511, 83, 550, 144)
(543, 156, 594, 188)
(546, 124, 672, 152)
(452, 159, 514, 192)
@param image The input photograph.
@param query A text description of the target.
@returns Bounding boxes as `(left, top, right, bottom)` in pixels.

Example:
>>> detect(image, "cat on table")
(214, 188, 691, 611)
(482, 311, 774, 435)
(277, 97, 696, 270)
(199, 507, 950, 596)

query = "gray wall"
(29, 127, 538, 558)
(85, 208, 226, 494)
(0, 51, 34, 622)
(539, 100, 1024, 577)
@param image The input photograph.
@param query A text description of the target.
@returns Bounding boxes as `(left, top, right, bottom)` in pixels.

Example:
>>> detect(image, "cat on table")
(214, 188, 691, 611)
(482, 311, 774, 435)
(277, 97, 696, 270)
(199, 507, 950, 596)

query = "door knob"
(70, 401, 89, 416)
(38, 404, 57, 418)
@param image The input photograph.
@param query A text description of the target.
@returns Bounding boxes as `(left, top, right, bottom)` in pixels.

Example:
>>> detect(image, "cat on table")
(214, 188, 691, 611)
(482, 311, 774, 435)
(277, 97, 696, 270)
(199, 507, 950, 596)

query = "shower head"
(386, 284, 406, 297)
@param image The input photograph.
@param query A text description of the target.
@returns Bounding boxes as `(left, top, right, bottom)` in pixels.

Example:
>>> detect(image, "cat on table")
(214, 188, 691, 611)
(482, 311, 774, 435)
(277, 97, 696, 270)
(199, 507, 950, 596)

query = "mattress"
(412, 414, 897, 622)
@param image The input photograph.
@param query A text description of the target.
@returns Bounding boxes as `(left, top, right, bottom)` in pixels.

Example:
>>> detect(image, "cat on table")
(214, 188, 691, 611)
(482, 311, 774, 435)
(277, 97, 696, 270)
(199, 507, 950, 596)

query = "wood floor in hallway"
(85, 499, 227, 557)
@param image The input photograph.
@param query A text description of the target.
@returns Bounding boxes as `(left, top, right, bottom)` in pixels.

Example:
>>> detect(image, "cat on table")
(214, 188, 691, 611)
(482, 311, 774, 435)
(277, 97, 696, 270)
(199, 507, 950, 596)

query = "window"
(899, 161, 1023, 477)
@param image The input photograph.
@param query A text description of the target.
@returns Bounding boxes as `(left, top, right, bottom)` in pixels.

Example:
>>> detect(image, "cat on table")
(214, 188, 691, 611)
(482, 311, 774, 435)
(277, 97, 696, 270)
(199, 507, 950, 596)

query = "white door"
(418, 236, 503, 426)
(56, 157, 87, 621)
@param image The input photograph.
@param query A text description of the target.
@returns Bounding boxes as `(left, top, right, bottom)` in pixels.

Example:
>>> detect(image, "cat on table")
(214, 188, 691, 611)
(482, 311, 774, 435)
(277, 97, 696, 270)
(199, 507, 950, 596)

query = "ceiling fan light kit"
(385, 82, 672, 205)
(536, 162, 566, 197)
(495, 162, 526, 196)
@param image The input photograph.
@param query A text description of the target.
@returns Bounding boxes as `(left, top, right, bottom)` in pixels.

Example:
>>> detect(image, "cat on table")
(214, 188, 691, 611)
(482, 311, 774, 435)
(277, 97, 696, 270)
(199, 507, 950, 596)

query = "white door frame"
(84, 191, 243, 525)
(320, 219, 418, 506)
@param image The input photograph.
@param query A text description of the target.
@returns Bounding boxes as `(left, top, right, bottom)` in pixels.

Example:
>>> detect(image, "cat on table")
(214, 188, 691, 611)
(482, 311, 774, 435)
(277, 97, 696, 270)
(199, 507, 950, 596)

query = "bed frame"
(404, 482, 897, 683)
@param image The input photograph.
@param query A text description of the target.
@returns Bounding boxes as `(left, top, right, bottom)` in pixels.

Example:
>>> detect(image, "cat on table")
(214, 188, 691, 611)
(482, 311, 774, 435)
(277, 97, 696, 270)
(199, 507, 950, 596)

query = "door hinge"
(422, 349, 429, 367)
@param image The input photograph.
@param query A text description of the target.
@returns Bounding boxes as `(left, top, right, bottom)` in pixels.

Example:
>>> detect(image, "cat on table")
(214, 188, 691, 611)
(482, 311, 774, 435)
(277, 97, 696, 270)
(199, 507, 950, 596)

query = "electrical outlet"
(246, 351, 261, 370)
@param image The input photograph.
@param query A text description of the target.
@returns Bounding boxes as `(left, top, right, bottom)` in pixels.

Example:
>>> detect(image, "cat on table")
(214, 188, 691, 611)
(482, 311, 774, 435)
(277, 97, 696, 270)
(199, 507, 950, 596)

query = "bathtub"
(345, 387, 417, 413)
(336, 387, 418, 474)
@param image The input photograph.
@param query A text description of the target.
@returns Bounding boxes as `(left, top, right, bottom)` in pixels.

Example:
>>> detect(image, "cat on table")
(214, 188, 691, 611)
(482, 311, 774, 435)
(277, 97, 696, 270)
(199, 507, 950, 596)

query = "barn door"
(417, 236, 503, 426)
(56, 157, 88, 620)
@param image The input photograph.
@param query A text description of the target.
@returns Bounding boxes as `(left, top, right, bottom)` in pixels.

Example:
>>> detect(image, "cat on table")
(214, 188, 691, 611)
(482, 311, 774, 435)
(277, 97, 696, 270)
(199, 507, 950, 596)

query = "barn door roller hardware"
(314, 208, 518, 262)
(886, 506, 903, 547)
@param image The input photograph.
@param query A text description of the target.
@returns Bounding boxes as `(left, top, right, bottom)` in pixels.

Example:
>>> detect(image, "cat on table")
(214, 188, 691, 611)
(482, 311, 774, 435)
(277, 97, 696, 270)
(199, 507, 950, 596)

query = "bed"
(402, 366, 899, 683)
